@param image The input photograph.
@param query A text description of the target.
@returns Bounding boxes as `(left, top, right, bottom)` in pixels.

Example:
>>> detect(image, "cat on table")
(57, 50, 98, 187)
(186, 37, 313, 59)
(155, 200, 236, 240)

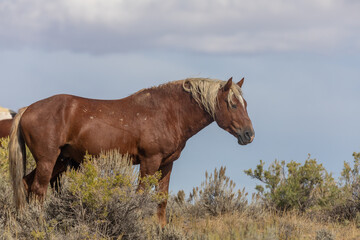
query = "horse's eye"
(231, 104, 237, 109)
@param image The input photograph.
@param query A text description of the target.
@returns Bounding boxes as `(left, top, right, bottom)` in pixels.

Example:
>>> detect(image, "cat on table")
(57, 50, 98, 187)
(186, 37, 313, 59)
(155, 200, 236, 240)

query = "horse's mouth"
(228, 126, 254, 145)
(236, 130, 254, 145)
(237, 134, 247, 145)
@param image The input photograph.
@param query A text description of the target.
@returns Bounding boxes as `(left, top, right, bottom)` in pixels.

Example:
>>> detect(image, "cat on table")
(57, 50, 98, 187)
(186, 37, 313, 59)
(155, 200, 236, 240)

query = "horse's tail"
(9, 106, 28, 210)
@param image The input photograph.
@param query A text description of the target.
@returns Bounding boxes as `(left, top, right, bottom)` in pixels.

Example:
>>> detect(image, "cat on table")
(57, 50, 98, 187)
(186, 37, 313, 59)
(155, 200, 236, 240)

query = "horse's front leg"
(156, 162, 173, 227)
(50, 157, 80, 191)
(138, 156, 173, 227)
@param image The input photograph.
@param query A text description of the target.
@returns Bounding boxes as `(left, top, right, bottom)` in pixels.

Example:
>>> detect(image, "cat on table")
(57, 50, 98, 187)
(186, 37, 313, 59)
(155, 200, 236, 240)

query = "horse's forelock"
(227, 84, 244, 108)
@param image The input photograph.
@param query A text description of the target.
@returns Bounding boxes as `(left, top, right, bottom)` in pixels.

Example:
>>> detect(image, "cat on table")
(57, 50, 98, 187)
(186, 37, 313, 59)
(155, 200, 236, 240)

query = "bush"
(316, 229, 335, 240)
(245, 155, 339, 212)
(170, 166, 248, 218)
(46, 151, 165, 239)
(0, 137, 36, 176)
(0, 149, 167, 239)
(0, 138, 15, 225)
(340, 152, 360, 199)
(327, 152, 360, 221)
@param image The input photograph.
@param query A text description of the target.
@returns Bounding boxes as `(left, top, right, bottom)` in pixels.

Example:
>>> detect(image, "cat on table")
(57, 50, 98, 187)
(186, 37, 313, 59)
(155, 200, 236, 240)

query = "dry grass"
(166, 209, 360, 240)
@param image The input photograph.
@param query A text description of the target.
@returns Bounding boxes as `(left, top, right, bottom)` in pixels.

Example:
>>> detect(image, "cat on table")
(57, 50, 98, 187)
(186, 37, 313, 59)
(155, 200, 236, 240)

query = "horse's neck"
(168, 83, 214, 139)
(131, 82, 214, 139)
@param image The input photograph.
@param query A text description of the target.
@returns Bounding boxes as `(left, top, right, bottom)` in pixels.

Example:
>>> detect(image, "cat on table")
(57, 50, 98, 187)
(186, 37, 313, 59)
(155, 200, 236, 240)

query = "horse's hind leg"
(24, 156, 67, 196)
(23, 170, 36, 196)
(24, 156, 76, 197)
(29, 150, 61, 202)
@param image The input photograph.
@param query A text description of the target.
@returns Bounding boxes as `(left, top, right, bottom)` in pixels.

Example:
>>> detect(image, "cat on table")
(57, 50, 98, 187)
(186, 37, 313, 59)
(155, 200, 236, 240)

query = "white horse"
(0, 106, 16, 121)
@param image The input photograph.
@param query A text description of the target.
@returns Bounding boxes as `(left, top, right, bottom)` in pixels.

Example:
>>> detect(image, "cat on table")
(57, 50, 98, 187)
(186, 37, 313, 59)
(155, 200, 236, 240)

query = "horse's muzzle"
(237, 129, 255, 145)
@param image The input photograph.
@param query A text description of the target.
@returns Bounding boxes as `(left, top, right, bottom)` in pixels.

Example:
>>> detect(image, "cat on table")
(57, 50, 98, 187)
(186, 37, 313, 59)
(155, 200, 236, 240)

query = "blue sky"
(1, 0, 360, 195)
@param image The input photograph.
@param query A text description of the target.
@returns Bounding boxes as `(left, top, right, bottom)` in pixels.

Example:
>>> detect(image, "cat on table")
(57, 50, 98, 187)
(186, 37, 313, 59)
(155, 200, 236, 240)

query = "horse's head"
(215, 77, 255, 145)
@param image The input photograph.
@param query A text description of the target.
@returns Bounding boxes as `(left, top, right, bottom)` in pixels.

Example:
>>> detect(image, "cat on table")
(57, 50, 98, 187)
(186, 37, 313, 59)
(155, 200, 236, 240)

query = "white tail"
(9, 107, 28, 210)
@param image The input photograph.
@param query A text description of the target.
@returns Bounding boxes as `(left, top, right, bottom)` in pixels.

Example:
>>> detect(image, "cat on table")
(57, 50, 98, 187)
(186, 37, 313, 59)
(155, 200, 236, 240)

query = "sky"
(1, 0, 360, 196)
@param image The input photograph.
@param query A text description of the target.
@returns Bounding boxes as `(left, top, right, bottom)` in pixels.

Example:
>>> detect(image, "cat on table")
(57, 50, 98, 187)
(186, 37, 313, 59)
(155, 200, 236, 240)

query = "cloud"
(0, 0, 359, 54)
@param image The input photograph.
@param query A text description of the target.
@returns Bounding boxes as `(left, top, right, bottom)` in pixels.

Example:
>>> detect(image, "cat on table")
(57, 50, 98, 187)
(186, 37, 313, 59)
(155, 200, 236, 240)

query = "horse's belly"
(67, 126, 138, 162)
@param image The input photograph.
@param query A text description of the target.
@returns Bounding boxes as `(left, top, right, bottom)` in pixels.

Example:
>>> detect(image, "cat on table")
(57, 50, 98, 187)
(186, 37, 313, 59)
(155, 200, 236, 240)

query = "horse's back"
(21, 94, 106, 123)
(19, 94, 140, 161)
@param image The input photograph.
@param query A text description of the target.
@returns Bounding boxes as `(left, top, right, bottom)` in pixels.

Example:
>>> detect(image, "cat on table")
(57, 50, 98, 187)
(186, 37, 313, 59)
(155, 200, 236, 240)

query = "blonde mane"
(182, 78, 243, 118)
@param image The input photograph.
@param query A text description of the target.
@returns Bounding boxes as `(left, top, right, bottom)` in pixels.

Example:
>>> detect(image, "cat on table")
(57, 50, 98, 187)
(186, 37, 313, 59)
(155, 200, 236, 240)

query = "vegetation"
(245, 153, 360, 224)
(1, 137, 360, 239)
(244, 154, 339, 212)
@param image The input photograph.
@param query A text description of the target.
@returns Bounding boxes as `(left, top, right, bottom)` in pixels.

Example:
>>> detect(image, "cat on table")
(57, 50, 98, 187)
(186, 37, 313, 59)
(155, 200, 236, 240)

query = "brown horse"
(9, 77, 254, 226)
(0, 118, 13, 139)
(0, 107, 16, 141)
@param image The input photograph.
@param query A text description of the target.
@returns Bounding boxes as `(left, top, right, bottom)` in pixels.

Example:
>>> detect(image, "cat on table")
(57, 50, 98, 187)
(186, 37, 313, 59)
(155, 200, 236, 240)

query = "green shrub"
(0, 138, 15, 226)
(340, 152, 360, 199)
(0, 149, 168, 239)
(328, 152, 360, 221)
(0, 137, 36, 176)
(245, 154, 339, 212)
(45, 151, 164, 239)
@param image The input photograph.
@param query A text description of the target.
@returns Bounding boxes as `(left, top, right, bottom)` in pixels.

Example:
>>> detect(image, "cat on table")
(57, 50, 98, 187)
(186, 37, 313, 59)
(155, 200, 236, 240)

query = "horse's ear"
(237, 77, 244, 88)
(223, 77, 233, 92)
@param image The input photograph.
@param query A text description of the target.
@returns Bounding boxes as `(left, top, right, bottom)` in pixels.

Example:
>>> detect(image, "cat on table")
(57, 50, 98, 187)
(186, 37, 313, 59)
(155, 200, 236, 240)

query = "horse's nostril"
(244, 131, 251, 141)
